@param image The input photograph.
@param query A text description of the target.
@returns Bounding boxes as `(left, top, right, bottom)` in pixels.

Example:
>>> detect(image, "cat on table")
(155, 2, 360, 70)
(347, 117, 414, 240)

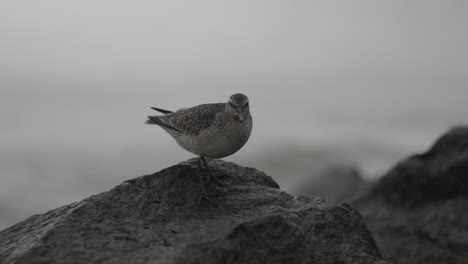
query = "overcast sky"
(1, 0, 467, 85)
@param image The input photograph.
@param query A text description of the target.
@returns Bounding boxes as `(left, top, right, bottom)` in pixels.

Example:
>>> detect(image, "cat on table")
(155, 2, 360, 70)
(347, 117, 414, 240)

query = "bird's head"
(226, 93, 250, 122)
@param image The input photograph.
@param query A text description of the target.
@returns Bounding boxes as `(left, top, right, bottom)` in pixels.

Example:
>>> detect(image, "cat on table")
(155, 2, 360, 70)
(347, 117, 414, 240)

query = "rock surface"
(352, 127, 468, 264)
(0, 159, 385, 264)
(292, 165, 369, 205)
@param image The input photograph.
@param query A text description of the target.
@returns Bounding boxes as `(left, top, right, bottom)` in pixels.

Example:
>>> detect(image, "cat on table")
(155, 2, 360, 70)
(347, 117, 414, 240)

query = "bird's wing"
(159, 103, 225, 135)
(146, 115, 181, 132)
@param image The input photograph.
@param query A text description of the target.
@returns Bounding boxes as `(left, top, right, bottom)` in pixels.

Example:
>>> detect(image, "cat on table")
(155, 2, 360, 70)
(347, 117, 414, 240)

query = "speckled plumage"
(147, 94, 252, 159)
(158, 103, 226, 136)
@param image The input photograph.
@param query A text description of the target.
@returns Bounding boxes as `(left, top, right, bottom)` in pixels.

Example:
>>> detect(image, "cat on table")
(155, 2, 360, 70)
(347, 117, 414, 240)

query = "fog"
(1, 0, 467, 230)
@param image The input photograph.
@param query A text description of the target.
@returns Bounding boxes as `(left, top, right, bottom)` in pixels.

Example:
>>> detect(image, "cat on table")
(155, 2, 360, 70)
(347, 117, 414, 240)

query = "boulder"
(0, 159, 384, 264)
(352, 127, 468, 264)
(292, 165, 368, 205)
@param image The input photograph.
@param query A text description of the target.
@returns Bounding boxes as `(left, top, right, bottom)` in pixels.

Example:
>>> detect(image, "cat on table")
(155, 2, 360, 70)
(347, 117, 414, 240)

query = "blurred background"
(1, 0, 467, 230)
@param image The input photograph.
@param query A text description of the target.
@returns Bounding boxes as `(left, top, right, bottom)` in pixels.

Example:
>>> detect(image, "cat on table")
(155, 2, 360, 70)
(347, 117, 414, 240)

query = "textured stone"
(293, 165, 368, 205)
(0, 159, 384, 264)
(353, 127, 468, 264)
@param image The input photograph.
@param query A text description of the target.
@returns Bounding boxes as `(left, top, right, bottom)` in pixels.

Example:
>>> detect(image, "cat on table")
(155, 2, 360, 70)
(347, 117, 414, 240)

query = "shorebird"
(146, 93, 252, 205)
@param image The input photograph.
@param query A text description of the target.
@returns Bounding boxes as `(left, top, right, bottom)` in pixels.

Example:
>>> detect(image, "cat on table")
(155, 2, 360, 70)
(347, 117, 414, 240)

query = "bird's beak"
(238, 110, 244, 122)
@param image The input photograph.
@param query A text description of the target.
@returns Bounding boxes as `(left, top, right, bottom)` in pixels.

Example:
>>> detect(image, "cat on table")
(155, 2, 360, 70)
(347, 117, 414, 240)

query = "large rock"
(292, 165, 368, 205)
(0, 159, 385, 264)
(352, 127, 468, 264)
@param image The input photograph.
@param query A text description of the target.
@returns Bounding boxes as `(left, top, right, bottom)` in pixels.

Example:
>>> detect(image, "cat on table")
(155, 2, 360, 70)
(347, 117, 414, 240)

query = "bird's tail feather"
(145, 118, 156, 125)
(151, 107, 173, 114)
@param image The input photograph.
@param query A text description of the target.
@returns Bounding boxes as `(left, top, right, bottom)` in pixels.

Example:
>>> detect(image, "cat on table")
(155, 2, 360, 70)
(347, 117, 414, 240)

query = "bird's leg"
(196, 157, 218, 206)
(201, 156, 226, 187)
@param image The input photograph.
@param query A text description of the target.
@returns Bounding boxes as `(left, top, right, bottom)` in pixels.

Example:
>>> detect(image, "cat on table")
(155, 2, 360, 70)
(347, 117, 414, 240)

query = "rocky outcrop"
(292, 165, 368, 205)
(352, 127, 468, 264)
(0, 159, 384, 264)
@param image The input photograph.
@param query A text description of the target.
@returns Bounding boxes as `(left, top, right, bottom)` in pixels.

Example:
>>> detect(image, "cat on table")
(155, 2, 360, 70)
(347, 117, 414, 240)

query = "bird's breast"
(176, 115, 252, 159)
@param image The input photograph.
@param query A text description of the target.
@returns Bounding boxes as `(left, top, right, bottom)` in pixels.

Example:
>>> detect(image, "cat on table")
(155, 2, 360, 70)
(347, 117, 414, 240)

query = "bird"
(146, 93, 252, 205)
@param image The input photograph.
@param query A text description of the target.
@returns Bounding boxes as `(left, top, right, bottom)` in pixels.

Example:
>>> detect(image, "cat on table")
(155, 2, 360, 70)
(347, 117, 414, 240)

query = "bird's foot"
(201, 156, 229, 187)
(197, 189, 220, 207)
(205, 173, 228, 187)
(196, 157, 221, 207)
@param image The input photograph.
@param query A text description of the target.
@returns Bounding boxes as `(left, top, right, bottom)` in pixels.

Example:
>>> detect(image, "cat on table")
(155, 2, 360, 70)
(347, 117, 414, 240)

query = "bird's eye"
(245, 102, 249, 107)
(228, 101, 235, 107)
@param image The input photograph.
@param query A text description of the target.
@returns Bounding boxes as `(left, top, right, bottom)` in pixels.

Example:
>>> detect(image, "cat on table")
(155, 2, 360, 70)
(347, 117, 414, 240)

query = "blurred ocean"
(1, 78, 467, 230)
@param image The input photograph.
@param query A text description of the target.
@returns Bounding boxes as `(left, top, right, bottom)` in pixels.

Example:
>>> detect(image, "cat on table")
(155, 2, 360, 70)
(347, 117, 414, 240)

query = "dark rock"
(352, 126, 468, 264)
(0, 159, 385, 264)
(292, 165, 369, 205)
